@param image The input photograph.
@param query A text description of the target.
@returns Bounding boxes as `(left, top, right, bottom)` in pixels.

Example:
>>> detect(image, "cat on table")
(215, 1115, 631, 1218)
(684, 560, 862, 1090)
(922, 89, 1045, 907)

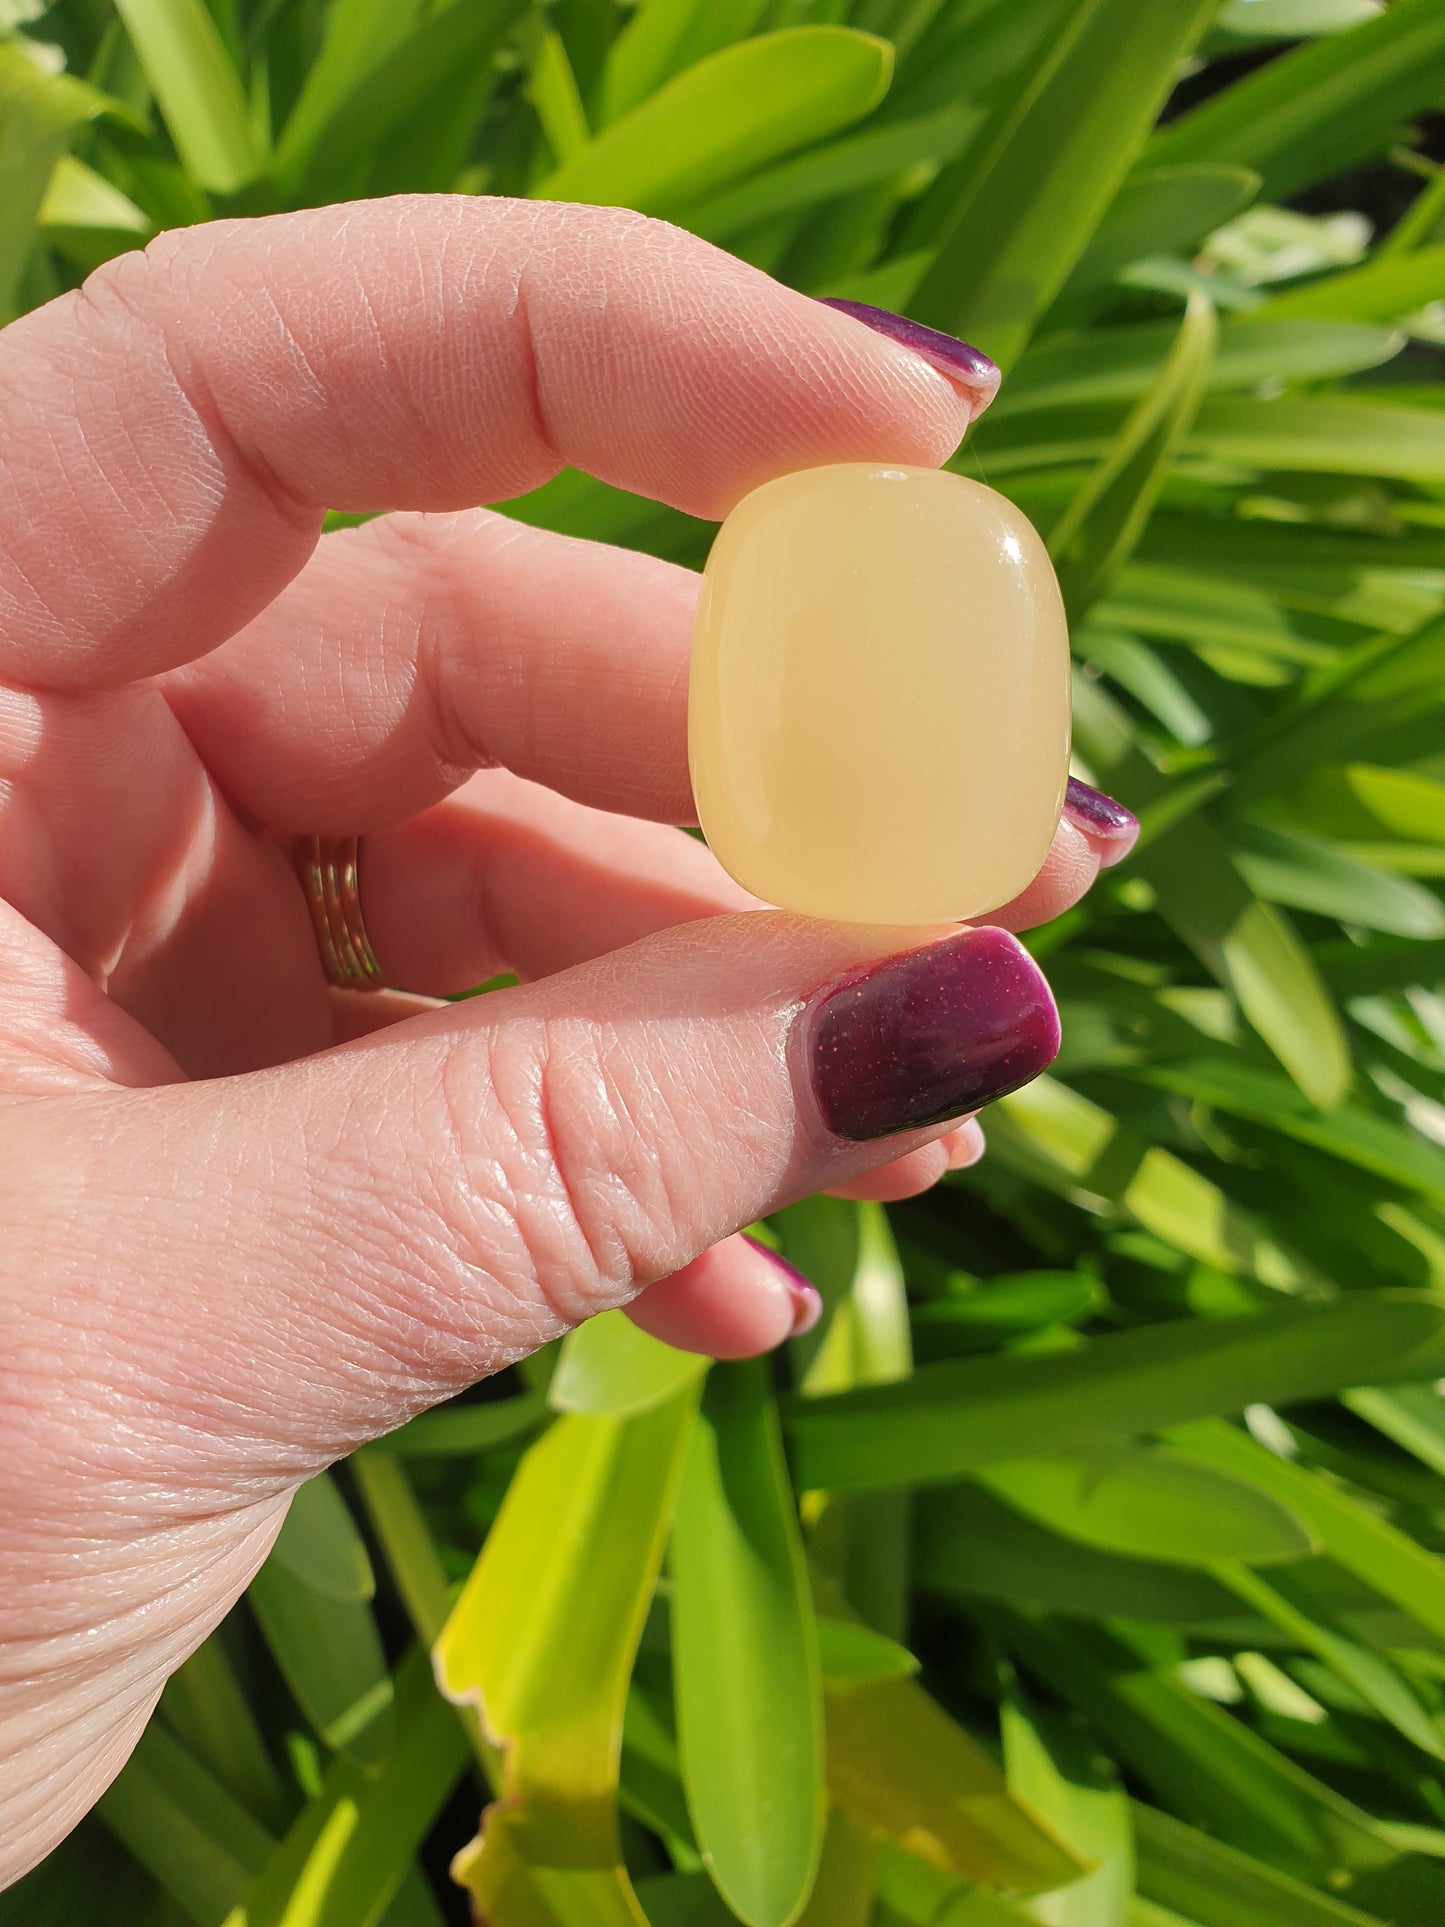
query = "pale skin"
(0, 197, 1134, 1884)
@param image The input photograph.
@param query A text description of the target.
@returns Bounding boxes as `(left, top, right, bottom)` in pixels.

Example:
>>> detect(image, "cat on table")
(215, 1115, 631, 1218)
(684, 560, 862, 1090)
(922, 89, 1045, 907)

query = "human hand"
(0, 197, 1135, 1882)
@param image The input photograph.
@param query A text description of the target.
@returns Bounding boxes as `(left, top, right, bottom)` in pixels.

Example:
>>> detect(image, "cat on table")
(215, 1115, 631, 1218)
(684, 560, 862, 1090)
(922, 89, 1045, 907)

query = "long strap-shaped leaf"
(223, 1646, 468, 1927)
(534, 28, 892, 219)
(434, 1390, 698, 1926)
(785, 1293, 1445, 1494)
(909, 0, 1217, 368)
(0, 46, 115, 320)
(1049, 292, 1217, 623)
(112, 0, 264, 193)
(1149, 0, 1445, 202)
(827, 1674, 1083, 1895)
(672, 1360, 824, 1927)
(1135, 811, 1351, 1109)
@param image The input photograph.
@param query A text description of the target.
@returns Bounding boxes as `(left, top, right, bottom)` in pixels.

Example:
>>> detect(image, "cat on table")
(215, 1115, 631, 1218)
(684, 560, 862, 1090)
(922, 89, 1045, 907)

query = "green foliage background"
(8, 0, 1445, 1922)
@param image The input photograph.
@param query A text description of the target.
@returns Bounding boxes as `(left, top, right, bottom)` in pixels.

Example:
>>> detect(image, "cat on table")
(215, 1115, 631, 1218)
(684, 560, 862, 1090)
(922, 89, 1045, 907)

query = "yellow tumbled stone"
(688, 463, 1071, 924)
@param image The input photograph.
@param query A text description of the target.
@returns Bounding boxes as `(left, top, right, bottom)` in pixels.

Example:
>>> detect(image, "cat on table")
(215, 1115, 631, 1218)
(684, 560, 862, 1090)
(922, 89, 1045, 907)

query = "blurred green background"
(8, 1, 1445, 1923)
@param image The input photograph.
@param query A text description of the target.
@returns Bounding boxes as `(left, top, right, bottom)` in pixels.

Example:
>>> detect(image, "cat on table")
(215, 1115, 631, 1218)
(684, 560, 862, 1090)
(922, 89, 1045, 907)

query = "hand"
(0, 197, 1133, 1882)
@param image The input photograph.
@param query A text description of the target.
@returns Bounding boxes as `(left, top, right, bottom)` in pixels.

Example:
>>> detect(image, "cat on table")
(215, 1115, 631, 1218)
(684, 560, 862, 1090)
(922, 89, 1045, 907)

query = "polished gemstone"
(688, 463, 1071, 924)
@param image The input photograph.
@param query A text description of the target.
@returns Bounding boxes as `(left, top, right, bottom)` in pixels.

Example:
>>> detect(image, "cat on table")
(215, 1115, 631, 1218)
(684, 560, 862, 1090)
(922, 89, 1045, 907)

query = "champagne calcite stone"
(688, 463, 1071, 924)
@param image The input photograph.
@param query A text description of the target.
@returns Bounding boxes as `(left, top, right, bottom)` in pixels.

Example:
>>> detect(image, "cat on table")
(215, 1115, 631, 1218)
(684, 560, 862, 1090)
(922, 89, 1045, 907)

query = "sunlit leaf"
(787, 1293, 1445, 1494)
(0, 45, 115, 319)
(980, 1445, 1316, 1568)
(911, 0, 1218, 367)
(1049, 291, 1218, 618)
(248, 1486, 395, 1768)
(549, 1308, 708, 1419)
(1151, 0, 1445, 199)
(1003, 1695, 1132, 1926)
(537, 29, 893, 219)
(112, 0, 264, 192)
(434, 1393, 697, 1924)
(672, 1361, 824, 1927)
(827, 1674, 1084, 1894)
(224, 1649, 469, 1927)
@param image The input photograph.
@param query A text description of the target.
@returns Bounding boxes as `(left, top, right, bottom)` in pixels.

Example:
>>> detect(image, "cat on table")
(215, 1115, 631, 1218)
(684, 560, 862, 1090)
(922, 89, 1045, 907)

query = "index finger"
(0, 196, 977, 692)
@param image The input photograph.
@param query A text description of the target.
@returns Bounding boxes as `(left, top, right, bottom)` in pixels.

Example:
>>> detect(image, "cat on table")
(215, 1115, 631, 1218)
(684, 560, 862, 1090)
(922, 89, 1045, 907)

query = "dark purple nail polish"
(807, 927, 1060, 1142)
(743, 1235, 823, 1337)
(1062, 776, 1138, 842)
(817, 299, 1000, 395)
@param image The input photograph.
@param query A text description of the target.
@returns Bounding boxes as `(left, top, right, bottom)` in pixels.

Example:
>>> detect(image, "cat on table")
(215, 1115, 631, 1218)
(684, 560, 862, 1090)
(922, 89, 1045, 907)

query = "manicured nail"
(817, 299, 1000, 402)
(743, 1235, 823, 1336)
(807, 926, 1060, 1142)
(1062, 776, 1138, 843)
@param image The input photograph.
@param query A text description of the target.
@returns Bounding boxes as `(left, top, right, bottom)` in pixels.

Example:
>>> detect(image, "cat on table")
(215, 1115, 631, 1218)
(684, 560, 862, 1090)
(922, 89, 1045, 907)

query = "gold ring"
(292, 834, 386, 991)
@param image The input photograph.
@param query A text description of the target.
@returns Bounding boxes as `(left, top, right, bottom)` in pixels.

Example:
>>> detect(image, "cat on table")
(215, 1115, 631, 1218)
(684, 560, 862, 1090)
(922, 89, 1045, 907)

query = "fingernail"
(817, 298, 1000, 404)
(1062, 776, 1138, 843)
(743, 1235, 823, 1336)
(807, 926, 1060, 1142)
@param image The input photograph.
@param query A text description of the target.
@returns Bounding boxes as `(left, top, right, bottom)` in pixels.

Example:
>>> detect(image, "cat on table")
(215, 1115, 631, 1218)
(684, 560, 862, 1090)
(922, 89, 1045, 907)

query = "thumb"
(50, 915, 1058, 1487)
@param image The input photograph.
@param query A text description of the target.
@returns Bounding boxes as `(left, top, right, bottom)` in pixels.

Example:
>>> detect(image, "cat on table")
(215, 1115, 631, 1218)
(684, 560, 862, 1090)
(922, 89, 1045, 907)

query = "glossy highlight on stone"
(688, 463, 1071, 925)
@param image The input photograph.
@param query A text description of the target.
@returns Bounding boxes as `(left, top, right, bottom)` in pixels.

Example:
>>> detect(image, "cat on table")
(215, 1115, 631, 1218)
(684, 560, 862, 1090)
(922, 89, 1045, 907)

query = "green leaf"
(816, 1615, 920, 1691)
(910, 0, 1218, 367)
(1232, 823, 1445, 937)
(913, 1271, 1105, 1347)
(996, 319, 1399, 418)
(536, 28, 893, 219)
(281, 0, 524, 205)
(224, 1648, 468, 1927)
(915, 1484, 1244, 1625)
(36, 152, 150, 271)
(1004, 1617, 1395, 1880)
(786, 1199, 913, 1638)
(980, 1446, 1317, 1568)
(1133, 1802, 1391, 1927)
(794, 1809, 876, 1927)
(682, 103, 978, 241)
(990, 1076, 1312, 1293)
(826, 1674, 1085, 1894)
(373, 1390, 547, 1458)
(1212, 1562, 1445, 1759)
(671, 1360, 824, 1927)
(549, 1308, 709, 1419)
(1136, 812, 1351, 1107)
(223, 1641, 466, 1927)
(113, 0, 265, 192)
(434, 1392, 698, 1923)
(99, 1722, 275, 1925)
(1166, 1417, 1445, 1643)
(1188, 396, 1445, 485)
(873, 1841, 1040, 1925)
(601, 0, 772, 124)
(351, 1450, 457, 1651)
(1253, 244, 1445, 323)
(1003, 1695, 1134, 1927)
(785, 1293, 1445, 1494)
(1141, 1061, 1445, 1203)
(0, 46, 115, 320)
(530, 29, 590, 168)
(1058, 164, 1262, 300)
(1342, 1383, 1445, 1480)
(273, 0, 421, 182)
(160, 1634, 291, 1834)
(1050, 291, 1218, 619)
(248, 1501, 395, 1766)
(1215, 0, 1384, 38)
(267, 1471, 375, 1601)
(1150, 0, 1445, 201)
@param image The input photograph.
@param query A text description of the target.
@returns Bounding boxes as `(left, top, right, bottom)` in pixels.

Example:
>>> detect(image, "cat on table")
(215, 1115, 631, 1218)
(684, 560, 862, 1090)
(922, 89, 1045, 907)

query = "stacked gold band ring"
(292, 834, 386, 991)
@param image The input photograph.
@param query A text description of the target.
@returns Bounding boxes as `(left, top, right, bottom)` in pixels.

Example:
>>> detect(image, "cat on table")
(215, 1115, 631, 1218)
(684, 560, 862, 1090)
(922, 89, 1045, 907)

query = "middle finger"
(163, 507, 703, 833)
